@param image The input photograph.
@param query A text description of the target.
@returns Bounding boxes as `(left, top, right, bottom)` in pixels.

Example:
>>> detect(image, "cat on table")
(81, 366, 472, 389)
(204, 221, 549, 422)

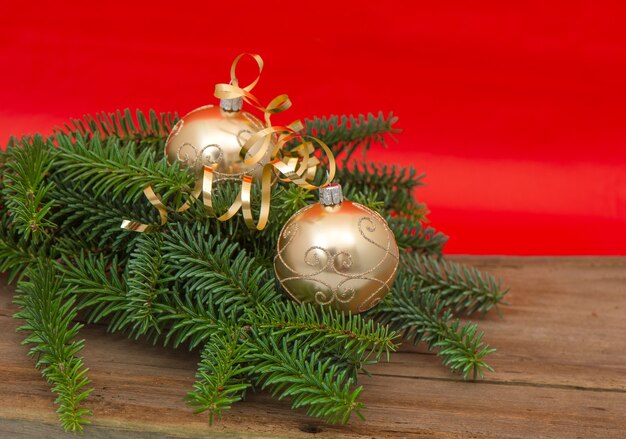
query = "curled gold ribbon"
(214, 53, 293, 125)
(201, 166, 243, 221)
(121, 181, 202, 232)
(122, 53, 336, 232)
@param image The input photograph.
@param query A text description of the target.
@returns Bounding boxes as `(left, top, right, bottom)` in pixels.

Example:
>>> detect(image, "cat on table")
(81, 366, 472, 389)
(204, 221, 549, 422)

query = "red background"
(1, 1, 624, 255)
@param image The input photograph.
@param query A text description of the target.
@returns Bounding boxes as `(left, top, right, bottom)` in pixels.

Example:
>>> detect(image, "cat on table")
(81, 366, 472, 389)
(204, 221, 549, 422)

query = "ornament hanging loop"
(215, 53, 293, 119)
(229, 53, 264, 91)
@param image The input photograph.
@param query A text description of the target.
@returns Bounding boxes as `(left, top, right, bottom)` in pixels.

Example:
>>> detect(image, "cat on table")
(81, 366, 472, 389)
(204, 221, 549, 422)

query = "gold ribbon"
(121, 180, 202, 232)
(214, 53, 293, 125)
(122, 53, 336, 232)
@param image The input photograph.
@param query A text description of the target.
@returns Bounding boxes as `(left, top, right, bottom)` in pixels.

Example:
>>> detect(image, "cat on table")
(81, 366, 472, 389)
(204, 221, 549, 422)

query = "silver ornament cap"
(220, 97, 243, 112)
(319, 183, 344, 206)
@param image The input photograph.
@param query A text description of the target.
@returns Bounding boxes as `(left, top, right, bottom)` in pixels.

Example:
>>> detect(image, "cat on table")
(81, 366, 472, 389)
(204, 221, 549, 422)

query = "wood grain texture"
(1, 257, 625, 438)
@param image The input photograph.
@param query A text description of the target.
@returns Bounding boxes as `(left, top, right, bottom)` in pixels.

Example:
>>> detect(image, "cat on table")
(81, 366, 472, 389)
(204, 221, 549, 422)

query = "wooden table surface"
(1, 257, 625, 438)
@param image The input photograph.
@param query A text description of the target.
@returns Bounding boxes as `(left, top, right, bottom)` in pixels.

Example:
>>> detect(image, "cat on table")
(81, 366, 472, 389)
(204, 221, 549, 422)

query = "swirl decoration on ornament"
(121, 53, 336, 232)
(174, 142, 224, 171)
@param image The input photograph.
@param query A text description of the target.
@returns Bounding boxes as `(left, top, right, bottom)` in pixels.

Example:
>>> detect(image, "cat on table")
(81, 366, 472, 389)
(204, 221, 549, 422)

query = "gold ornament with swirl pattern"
(165, 105, 268, 180)
(274, 184, 399, 313)
(121, 53, 336, 232)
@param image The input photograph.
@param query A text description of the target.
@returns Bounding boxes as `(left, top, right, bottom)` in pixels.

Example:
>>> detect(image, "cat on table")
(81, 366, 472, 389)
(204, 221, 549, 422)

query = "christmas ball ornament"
(274, 184, 399, 313)
(164, 99, 271, 180)
(121, 52, 336, 233)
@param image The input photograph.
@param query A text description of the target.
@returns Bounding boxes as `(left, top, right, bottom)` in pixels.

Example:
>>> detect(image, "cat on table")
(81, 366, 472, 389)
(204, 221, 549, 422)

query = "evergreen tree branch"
(57, 253, 130, 330)
(59, 247, 223, 349)
(162, 223, 279, 313)
(126, 234, 168, 338)
(2, 136, 56, 243)
(0, 215, 48, 282)
(62, 109, 178, 154)
(50, 183, 152, 256)
(187, 332, 252, 424)
(403, 254, 508, 316)
(340, 162, 427, 220)
(302, 112, 400, 163)
(247, 332, 365, 424)
(370, 273, 495, 380)
(13, 263, 93, 432)
(156, 293, 225, 349)
(54, 133, 196, 205)
(0, 165, 51, 281)
(388, 216, 448, 255)
(254, 302, 397, 364)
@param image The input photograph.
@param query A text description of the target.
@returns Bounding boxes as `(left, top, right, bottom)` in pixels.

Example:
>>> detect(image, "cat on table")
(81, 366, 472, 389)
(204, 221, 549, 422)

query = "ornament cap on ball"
(220, 97, 244, 112)
(319, 183, 344, 206)
(274, 183, 400, 314)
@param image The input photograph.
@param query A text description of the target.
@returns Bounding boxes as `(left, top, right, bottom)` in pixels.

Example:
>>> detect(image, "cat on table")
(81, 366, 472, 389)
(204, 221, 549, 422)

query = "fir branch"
(403, 254, 508, 316)
(2, 136, 56, 243)
(388, 216, 448, 255)
(0, 142, 10, 163)
(247, 333, 365, 424)
(0, 216, 46, 283)
(62, 109, 178, 153)
(156, 293, 225, 350)
(230, 185, 318, 266)
(57, 253, 129, 330)
(126, 234, 168, 337)
(50, 183, 152, 256)
(349, 187, 386, 212)
(302, 112, 400, 163)
(255, 302, 397, 364)
(0, 170, 51, 281)
(269, 185, 316, 231)
(54, 133, 196, 205)
(162, 223, 279, 313)
(340, 162, 427, 220)
(59, 246, 225, 350)
(370, 273, 495, 380)
(187, 332, 252, 423)
(0, 239, 41, 283)
(13, 263, 93, 432)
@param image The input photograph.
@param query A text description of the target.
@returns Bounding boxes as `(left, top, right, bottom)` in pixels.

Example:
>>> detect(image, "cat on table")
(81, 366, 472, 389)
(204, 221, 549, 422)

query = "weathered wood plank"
(389, 257, 626, 390)
(1, 257, 625, 438)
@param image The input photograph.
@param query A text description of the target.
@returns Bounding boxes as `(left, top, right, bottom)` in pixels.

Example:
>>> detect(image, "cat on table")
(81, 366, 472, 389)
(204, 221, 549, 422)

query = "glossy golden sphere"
(164, 105, 271, 180)
(274, 200, 399, 313)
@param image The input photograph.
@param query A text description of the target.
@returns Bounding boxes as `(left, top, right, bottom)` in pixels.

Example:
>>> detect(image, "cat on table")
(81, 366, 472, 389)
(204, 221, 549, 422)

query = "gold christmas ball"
(164, 102, 271, 180)
(274, 185, 399, 313)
